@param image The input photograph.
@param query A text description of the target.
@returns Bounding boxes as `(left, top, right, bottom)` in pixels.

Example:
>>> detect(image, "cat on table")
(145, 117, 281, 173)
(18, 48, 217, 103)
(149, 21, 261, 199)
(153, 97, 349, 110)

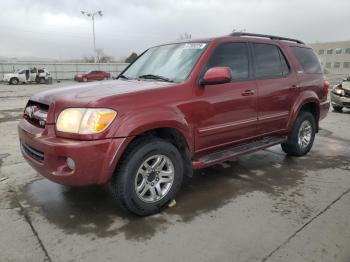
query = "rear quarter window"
(292, 47, 322, 74)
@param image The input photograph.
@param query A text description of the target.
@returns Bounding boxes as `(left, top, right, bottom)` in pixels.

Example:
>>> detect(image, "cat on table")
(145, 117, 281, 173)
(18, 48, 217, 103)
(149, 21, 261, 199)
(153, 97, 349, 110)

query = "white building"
(310, 41, 350, 75)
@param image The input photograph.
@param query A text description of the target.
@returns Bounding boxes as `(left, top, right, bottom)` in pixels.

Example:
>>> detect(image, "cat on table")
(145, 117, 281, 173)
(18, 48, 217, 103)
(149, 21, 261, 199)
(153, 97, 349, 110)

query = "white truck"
(3, 68, 52, 85)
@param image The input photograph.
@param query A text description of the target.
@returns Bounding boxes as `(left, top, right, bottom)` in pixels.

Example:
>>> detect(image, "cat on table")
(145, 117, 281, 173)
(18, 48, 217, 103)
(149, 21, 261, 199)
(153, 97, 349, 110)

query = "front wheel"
(111, 137, 184, 216)
(39, 77, 45, 84)
(333, 105, 343, 112)
(10, 78, 19, 85)
(281, 111, 316, 156)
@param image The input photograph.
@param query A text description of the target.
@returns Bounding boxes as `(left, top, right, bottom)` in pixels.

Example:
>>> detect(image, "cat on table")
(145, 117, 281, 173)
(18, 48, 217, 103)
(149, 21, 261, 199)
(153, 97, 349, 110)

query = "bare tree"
(82, 55, 95, 63)
(94, 49, 114, 63)
(178, 32, 192, 40)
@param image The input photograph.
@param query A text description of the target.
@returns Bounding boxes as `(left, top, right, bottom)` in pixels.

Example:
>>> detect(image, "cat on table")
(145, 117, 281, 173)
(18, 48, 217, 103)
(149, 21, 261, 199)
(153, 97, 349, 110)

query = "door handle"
(290, 84, 299, 90)
(241, 89, 255, 96)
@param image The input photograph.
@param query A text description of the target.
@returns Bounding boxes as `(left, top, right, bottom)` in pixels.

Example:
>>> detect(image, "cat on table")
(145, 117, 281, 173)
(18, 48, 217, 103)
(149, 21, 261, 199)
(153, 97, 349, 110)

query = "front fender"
(113, 107, 194, 153)
(287, 90, 320, 131)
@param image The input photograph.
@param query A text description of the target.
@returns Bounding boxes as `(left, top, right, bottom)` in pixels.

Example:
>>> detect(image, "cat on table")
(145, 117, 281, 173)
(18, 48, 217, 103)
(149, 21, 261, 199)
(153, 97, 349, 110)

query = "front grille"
(23, 101, 49, 128)
(21, 143, 44, 162)
(344, 90, 350, 98)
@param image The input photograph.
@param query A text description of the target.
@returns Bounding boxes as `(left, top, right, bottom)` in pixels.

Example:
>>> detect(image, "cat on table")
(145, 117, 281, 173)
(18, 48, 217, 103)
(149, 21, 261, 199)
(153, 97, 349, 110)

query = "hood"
(30, 79, 175, 106)
(342, 81, 350, 91)
(4, 73, 17, 78)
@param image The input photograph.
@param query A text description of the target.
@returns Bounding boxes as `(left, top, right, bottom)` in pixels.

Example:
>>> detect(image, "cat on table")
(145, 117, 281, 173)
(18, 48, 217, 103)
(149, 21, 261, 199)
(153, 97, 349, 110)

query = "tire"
(10, 78, 19, 85)
(281, 111, 316, 156)
(83, 77, 88, 82)
(39, 77, 45, 84)
(111, 137, 184, 216)
(333, 105, 343, 112)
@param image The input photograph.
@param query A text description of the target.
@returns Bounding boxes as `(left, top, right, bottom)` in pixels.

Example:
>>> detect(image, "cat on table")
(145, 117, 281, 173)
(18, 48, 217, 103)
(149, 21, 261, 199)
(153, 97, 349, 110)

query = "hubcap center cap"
(147, 171, 157, 182)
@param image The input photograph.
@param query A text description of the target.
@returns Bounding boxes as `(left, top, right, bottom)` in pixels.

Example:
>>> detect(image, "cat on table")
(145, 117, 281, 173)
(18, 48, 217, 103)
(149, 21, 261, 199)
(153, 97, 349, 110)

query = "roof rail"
(230, 32, 305, 44)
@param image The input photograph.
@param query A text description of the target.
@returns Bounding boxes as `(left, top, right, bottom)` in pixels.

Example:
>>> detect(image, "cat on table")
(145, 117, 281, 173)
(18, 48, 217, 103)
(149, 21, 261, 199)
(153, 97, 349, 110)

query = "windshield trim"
(117, 41, 211, 83)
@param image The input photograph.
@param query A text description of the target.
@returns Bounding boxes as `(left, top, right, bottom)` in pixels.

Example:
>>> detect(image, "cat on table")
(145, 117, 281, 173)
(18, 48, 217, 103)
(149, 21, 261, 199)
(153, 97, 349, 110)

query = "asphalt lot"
(0, 80, 349, 262)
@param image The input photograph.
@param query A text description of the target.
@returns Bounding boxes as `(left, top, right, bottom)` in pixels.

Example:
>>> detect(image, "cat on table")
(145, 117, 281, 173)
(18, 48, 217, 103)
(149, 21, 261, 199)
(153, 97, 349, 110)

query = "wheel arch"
(102, 125, 194, 184)
(10, 77, 19, 84)
(288, 93, 320, 132)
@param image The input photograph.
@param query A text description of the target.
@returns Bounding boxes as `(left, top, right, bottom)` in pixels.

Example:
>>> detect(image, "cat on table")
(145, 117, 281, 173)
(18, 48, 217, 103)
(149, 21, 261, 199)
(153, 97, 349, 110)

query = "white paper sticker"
(183, 43, 207, 50)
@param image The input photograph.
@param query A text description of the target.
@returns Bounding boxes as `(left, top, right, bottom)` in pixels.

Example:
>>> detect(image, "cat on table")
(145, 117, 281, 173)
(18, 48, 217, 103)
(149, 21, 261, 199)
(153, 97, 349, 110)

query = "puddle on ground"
(0, 108, 24, 124)
(0, 153, 10, 168)
(20, 137, 350, 241)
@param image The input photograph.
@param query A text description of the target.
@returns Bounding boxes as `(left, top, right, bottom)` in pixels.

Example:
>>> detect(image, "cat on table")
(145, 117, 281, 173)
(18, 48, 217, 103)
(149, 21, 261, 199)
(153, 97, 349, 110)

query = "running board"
(192, 136, 286, 169)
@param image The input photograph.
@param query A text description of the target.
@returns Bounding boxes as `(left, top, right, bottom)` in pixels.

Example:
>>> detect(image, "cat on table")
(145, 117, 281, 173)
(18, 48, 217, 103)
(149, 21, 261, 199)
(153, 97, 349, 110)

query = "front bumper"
(330, 92, 350, 108)
(74, 76, 83, 81)
(18, 119, 130, 186)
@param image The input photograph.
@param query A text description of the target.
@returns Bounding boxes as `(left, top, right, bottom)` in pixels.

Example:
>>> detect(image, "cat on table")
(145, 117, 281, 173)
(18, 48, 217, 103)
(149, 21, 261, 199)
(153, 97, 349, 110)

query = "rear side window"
(292, 47, 322, 74)
(253, 43, 290, 78)
(206, 42, 249, 80)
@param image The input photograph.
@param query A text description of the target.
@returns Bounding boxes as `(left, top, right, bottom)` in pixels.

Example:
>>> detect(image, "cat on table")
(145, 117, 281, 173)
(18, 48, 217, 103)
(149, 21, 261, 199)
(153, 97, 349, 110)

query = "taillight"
(323, 80, 330, 91)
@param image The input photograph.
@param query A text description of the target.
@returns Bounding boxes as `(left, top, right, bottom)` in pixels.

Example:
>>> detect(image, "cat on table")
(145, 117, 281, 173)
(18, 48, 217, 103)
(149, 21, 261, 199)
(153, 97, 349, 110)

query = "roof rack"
(230, 32, 305, 44)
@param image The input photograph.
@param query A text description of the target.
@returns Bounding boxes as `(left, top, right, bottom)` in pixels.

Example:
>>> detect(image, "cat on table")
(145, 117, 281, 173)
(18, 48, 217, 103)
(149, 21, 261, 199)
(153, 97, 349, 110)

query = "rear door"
(252, 43, 298, 136)
(194, 42, 258, 152)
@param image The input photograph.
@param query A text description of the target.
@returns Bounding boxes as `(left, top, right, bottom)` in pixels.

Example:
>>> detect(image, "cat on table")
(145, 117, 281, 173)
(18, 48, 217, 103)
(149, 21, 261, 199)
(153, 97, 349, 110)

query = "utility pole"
(81, 10, 103, 63)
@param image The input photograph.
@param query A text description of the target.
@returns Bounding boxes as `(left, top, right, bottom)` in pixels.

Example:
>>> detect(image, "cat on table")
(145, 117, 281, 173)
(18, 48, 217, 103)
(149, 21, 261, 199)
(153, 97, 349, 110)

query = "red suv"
(74, 70, 110, 82)
(18, 33, 330, 216)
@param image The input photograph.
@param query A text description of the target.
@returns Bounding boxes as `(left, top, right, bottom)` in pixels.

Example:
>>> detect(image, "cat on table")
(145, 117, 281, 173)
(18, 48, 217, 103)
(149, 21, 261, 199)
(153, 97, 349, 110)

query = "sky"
(0, 0, 349, 61)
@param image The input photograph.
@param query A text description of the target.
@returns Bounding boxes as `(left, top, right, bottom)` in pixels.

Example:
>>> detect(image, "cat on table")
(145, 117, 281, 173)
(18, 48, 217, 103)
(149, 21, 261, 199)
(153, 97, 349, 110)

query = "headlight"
(333, 86, 345, 96)
(56, 108, 117, 134)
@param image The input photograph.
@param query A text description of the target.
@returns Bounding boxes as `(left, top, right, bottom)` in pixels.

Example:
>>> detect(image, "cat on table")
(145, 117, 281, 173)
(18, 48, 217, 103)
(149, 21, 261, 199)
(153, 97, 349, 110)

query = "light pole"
(81, 10, 103, 62)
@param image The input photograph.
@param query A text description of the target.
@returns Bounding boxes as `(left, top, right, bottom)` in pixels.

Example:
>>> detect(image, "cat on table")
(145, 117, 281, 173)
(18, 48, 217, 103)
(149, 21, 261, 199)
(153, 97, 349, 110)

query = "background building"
(310, 41, 350, 76)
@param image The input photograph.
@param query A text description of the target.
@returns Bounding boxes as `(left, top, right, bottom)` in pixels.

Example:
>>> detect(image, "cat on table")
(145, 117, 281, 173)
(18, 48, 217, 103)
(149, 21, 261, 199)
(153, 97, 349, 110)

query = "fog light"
(66, 157, 75, 170)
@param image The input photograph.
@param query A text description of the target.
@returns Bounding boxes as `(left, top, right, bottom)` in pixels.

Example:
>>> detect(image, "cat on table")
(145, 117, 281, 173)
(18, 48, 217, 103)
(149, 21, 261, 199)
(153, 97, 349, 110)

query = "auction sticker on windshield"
(183, 43, 207, 49)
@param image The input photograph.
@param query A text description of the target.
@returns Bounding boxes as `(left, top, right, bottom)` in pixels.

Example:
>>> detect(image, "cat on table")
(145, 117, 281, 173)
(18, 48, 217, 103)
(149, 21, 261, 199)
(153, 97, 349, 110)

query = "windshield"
(122, 42, 207, 83)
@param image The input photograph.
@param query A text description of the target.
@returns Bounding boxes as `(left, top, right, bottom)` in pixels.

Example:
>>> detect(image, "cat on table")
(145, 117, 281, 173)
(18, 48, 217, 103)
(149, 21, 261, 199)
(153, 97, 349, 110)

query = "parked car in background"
(18, 33, 330, 216)
(74, 70, 111, 82)
(330, 77, 350, 112)
(3, 68, 52, 85)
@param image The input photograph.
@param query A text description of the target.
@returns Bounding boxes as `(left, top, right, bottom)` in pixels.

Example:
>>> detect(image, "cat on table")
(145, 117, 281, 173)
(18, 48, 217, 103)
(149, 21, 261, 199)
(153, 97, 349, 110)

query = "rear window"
(292, 47, 322, 74)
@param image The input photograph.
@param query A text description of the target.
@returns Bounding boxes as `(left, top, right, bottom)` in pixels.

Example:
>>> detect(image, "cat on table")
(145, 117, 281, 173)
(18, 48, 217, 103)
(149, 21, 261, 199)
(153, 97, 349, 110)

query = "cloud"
(0, 0, 348, 60)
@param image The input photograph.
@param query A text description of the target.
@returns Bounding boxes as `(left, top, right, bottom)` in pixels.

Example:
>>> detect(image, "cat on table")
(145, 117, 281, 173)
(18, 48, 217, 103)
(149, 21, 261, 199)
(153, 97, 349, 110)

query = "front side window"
(205, 42, 249, 80)
(318, 49, 325, 55)
(345, 48, 350, 54)
(327, 49, 333, 54)
(253, 43, 289, 78)
(335, 48, 342, 54)
(292, 47, 322, 74)
(122, 42, 207, 83)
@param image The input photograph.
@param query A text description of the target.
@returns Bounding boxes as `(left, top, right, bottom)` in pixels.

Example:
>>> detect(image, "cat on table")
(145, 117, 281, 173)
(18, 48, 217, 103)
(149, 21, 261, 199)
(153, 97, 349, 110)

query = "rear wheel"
(39, 77, 45, 84)
(281, 111, 316, 156)
(333, 105, 343, 112)
(10, 78, 19, 85)
(111, 137, 184, 216)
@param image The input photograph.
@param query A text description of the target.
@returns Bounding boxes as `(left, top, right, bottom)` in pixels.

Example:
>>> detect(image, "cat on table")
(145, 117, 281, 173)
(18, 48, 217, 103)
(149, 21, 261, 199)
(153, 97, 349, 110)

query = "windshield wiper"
(118, 74, 129, 80)
(138, 74, 174, 82)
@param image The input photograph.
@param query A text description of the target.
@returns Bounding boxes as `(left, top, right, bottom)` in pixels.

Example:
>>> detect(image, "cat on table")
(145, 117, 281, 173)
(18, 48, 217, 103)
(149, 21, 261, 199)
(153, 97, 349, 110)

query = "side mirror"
(200, 67, 232, 86)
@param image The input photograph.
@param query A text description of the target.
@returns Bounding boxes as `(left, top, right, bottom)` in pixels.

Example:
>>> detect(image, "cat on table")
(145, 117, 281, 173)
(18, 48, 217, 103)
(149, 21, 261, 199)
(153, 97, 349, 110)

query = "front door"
(194, 42, 258, 153)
